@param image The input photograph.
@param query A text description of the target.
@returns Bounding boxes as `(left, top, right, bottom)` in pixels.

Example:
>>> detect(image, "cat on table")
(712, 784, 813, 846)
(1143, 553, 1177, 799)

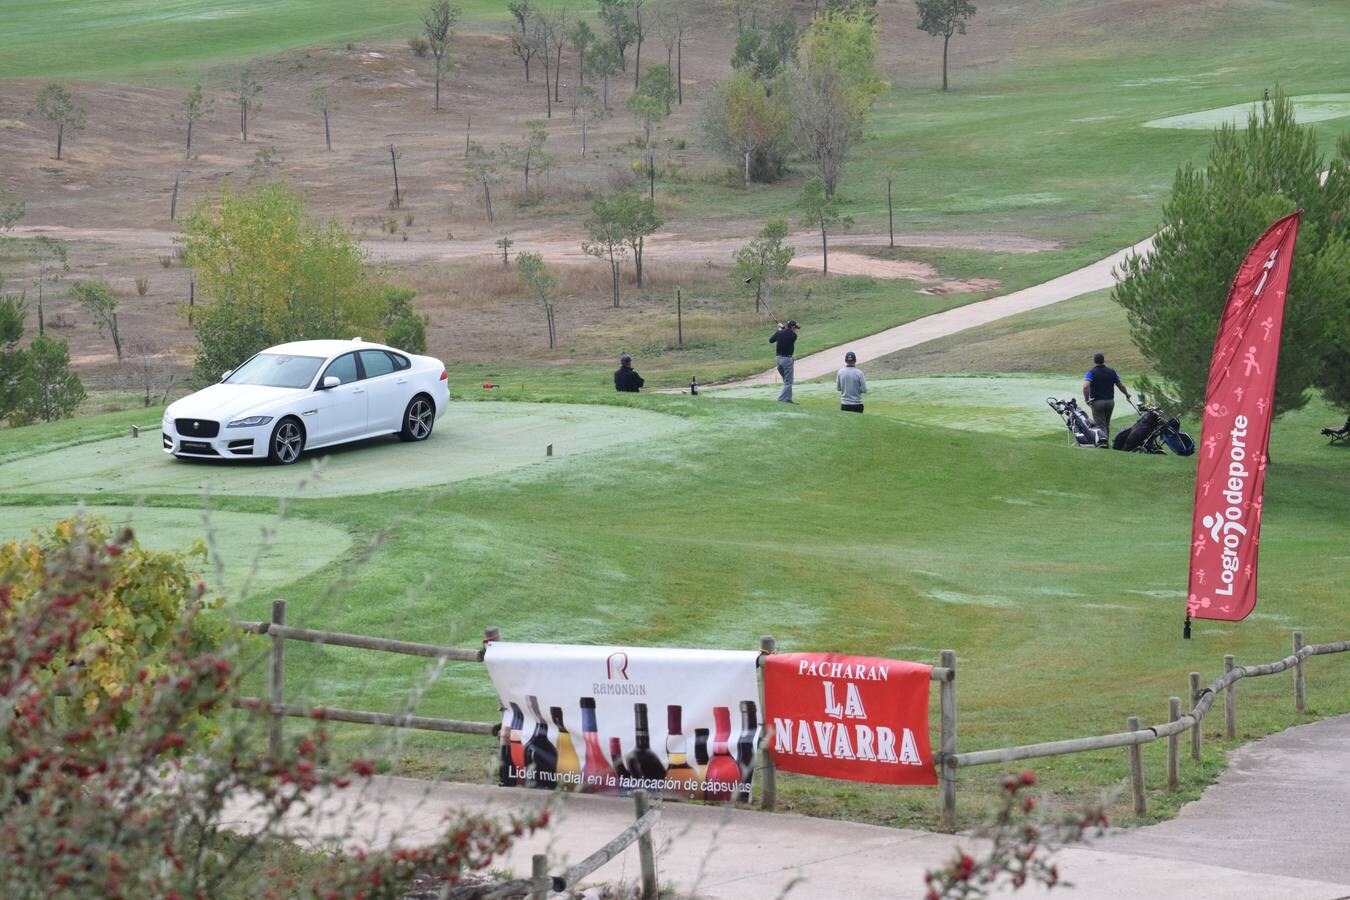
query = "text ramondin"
(591, 682, 648, 696)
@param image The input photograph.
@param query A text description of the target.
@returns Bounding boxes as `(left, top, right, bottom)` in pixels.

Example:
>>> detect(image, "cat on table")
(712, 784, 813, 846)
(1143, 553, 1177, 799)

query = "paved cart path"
(224, 714, 1350, 899)
(718, 235, 1156, 389)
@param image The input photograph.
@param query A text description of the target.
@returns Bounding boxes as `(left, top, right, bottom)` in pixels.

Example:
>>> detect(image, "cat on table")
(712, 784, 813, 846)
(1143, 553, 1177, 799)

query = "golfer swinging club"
(769, 320, 800, 403)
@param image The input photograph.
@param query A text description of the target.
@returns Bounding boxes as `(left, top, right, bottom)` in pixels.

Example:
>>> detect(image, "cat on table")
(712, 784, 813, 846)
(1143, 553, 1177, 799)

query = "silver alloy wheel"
(274, 421, 302, 463)
(407, 398, 433, 439)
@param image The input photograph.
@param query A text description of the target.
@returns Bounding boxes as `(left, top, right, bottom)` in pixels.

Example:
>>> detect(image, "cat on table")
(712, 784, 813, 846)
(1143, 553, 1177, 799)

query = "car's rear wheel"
(268, 417, 305, 465)
(398, 394, 435, 442)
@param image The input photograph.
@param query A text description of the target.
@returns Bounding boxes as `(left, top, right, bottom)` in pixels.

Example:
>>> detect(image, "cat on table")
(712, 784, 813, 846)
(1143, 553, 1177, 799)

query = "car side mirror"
(322, 375, 341, 390)
(220, 370, 232, 382)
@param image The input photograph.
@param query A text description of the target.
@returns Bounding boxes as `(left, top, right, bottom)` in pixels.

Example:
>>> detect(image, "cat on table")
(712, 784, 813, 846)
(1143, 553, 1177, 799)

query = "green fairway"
(0, 0, 551, 81)
(0, 504, 351, 602)
(0, 402, 692, 498)
(2, 383, 1345, 828)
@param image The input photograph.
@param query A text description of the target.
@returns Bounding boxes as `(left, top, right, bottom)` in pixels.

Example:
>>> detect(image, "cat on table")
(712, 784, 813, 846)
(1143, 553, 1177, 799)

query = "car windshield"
(225, 354, 324, 389)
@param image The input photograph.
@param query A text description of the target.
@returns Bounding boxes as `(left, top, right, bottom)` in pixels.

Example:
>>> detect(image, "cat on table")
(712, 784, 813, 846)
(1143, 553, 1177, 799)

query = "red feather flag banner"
(1186, 210, 1302, 634)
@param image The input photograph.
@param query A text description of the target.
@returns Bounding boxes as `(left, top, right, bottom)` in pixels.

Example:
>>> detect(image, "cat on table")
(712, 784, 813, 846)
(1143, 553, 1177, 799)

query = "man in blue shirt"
(1082, 352, 1132, 442)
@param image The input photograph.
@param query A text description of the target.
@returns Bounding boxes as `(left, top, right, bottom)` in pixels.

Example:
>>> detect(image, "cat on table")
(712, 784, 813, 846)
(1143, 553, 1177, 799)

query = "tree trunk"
(435, 59, 442, 110)
(602, 74, 609, 111)
(744, 150, 751, 186)
(37, 284, 44, 336)
(465, 115, 471, 157)
(186, 119, 193, 158)
(634, 30, 642, 89)
(942, 34, 951, 91)
(524, 152, 531, 194)
(755, 283, 761, 313)
(555, 42, 564, 102)
(390, 144, 401, 208)
(821, 219, 829, 275)
(609, 248, 620, 307)
(56, 122, 63, 160)
(240, 101, 247, 142)
(524, 54, 531, 82)
(171, 173, 180, 221)
(636, 237, 644, 287)
(677, 35, 683, 104)
(648, 150, 655, 200)
(483, 180, 493, 222)
(323, 110, 331, 151)
(887, 176, 894, 247)
(582, 120, 587, 157)
(111, 314, 122, 363)
(544, 64, 552, 118)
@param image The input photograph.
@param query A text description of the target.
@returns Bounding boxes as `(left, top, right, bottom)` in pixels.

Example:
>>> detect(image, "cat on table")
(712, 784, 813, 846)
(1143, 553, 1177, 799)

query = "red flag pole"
(1184, 210, 1302, 637)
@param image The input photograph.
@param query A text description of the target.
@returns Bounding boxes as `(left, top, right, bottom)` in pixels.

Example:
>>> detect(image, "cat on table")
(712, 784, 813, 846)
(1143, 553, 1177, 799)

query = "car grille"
(175, 418, 220, 438)
(178, 440, 219, 456)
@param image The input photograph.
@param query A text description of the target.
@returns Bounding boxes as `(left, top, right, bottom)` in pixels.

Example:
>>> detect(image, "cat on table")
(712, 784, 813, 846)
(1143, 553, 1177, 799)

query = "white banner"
(484, 642, 762, 802)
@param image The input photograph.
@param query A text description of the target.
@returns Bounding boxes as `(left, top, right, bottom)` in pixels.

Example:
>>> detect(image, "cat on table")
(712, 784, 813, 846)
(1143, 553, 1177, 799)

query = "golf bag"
(1113, 403, 1195, 456)
(1047, 397, 1106, 448)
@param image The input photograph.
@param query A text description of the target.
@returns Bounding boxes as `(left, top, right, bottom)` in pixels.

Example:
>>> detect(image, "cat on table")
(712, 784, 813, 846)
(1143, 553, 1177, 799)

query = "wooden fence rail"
(443, 790, 661, 900)
(942, 632, 1349, 824)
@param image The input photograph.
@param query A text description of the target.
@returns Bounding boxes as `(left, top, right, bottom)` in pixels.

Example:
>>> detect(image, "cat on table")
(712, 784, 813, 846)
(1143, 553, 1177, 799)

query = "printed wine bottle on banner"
(735, 700, 758, 802)
(507, 702, 526, 785)
(610, 736, 633, 795)
(551, 706, 581, 792)
(693, 727, 710, 781)
(497, 720, 514, 787)
(663, 704, 701, 800)
(624, 702, 668, 783)
(578, 697, 619, 794)
(703, 706, 741, 802)
(524, 695, 558, 789)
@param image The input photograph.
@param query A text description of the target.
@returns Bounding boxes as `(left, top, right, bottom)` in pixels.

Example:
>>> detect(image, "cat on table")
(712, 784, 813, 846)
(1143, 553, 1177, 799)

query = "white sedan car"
(163, 339, 450, 464)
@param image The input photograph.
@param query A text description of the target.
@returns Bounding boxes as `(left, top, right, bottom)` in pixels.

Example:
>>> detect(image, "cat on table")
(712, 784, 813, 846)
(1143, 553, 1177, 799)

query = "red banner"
(1187, 211, 1302, 623)
(763, 653, 936, 785)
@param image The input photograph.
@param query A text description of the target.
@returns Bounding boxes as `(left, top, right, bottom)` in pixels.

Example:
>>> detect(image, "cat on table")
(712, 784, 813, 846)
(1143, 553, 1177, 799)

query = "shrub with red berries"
(923, 770, 1110, 899)
(0, 516, 547, 899)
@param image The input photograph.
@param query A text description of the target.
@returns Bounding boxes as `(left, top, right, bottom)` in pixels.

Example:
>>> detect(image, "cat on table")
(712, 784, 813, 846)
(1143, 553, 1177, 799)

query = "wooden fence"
(939, 632, 1350, 827)
(233, 603, 1347, 836)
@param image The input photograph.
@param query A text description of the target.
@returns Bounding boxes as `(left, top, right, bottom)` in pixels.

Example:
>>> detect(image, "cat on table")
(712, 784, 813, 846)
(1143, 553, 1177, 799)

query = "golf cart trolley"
(1046, 397, 1106, 448)
(1112, 400, 1195, 455)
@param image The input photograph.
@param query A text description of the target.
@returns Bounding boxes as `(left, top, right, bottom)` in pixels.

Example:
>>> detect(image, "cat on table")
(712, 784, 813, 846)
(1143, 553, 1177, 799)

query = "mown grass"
(2, 382, 1345, 830)
(0, 0, 560, 82)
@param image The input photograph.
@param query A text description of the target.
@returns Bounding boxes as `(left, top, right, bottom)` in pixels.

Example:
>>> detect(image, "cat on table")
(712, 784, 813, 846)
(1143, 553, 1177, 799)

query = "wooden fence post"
(1166, 698, 1180, 791)
(1224, 655, 1237, 739)
(634, 789, 658, 900)
(268, 599, 286, 757)
(1189, 672, 1202, 762)
(1293, 631, 1305, 713)
(527, 854, 549, 900)
(939, 649, 958, 831)
(758, 635, 777, 811)
(1127, 715, 1146, 816)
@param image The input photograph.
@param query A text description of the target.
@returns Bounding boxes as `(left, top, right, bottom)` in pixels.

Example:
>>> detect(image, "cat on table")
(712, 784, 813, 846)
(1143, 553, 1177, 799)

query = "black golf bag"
(1113, 403, 1195, 456)
(1047, 397, 1106, 448)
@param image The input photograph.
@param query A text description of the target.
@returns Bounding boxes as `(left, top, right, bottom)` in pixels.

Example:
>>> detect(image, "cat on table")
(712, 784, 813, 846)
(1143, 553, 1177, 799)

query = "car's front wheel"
(398, 394, 435, 442)
(268, 417, 305, 465)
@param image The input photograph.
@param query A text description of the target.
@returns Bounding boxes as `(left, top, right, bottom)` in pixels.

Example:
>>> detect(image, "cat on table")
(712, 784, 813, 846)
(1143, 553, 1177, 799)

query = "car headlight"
(226, 415, 274, 428)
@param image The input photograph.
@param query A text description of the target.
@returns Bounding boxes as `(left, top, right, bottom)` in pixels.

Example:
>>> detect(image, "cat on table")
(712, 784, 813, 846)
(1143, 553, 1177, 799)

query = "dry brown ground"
(0, 1, 1052, 385)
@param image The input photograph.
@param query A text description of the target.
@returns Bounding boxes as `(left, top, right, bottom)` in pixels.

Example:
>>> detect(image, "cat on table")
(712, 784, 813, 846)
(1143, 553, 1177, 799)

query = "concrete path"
(223, 714, 1350, 899)
(721, 235, 1156, 389)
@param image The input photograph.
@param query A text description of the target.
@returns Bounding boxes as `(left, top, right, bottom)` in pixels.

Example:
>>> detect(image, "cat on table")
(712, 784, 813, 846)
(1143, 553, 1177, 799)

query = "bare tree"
(310, 86, 336, 151)
(125, 340, 178, 407)
(516, 252, 558, 348)
(574, 85, 602, 156)
(73, 280, 123, 363)
(232, 69, 262, 142)
(177, 84, 213, 159)
(508, 1, 539, 81)
(423, 1, 462, 111)
(501, 125, 553, 195)
(30, 237, 68, 337)
(630, 0, 648, 89)
(540, 4, 571, 104)
(32, 83, 85, 160)
(464, 142, 500, 222)
(653, 0, 690, 104)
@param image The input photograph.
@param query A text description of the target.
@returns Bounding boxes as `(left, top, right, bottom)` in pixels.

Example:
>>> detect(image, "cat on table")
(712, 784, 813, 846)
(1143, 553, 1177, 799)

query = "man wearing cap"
(769, 320, 800, 403)
(836, 351, 867, 413)
(1082, 352, 1131, 441)
(614, 354, 644, 392)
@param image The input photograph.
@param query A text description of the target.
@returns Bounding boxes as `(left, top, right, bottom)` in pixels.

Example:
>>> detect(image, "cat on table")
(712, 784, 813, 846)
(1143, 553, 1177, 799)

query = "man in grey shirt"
(836, 351, 867, 413)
